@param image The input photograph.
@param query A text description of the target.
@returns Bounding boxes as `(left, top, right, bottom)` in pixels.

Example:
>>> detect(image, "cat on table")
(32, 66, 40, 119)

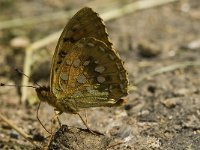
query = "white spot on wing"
(83, 61, 90, 66)
(109, 85, 113, 92)
(86, 87, 93, 92)
(97, 76, 105, 83)
(66, 60, 72, 65)
(99, 46, 105, 52)
(60, 73, 68, 81)
(116, 62, 121, 70)
(70, 83, 76, 88)
(108, 54, 115, 60)
(87, 42, 95, 47)
(77, 43, 84, 48)
(120, 84, 125, 92)
(86, 87, 95, 94)
(77, 75, 87, 83)
(95, 66, 105, 73)
(73, 91, 83, 97)
(73, 59, 81, 67)
(119, 74, 124, 81)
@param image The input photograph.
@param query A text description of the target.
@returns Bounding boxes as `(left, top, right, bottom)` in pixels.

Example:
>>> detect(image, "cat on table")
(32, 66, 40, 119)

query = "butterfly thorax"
(36, 86, 79, 113)
(36, 86, 57, 107)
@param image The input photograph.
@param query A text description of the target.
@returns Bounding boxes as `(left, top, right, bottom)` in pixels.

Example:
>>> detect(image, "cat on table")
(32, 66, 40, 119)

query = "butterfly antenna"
(37, 101, 51, 134)
(0, 83, 38, 89)
(15, 68, 41, 87)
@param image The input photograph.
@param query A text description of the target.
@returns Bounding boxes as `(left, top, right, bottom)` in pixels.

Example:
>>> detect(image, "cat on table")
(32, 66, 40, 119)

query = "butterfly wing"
(55, 37, 128, 109)
(50, 7, 112, 95)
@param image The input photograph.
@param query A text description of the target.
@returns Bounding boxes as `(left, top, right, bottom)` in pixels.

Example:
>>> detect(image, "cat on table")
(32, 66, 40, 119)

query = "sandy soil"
(0, 0, 200, 149)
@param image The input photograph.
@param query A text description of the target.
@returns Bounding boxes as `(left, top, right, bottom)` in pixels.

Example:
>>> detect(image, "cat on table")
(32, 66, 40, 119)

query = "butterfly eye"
(41, 91, 46, 96)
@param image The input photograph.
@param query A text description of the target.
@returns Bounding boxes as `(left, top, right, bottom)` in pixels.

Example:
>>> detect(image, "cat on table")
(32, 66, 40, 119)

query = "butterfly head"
(36, 86, 56, 106)
(35, 86, 50, 101)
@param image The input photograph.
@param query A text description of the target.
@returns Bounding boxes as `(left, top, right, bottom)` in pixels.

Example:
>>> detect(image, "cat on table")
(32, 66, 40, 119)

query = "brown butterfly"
(36, 7, 128, 131)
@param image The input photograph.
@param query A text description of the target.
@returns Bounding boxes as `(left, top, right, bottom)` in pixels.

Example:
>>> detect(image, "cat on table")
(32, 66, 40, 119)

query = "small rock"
(138, 40, 161, 57)
(174, 88, 192, 96)
(138, 110, 150, 116)
(147, 85, 156, 94)
(32, 133, 45, 142)
(10, 36, 30, 49)
(182, 115, 200, 129)
(161, 98, 179, 108)
(110, 125, 133, 139)
(149, 137, 162, 149)
(48, 125, 111, 150)
(10, 131, 19, 139)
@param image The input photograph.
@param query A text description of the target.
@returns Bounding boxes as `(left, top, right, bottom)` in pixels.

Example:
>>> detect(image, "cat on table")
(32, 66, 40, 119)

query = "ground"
(0, 0, 200, 150)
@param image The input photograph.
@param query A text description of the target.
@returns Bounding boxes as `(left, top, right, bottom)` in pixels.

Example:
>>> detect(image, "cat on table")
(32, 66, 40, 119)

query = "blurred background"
(0, 0, 200, 149)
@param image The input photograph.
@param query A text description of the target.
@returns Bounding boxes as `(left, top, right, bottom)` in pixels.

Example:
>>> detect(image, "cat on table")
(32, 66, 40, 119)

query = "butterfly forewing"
(51, 7, 113, 95)
(55, 37, 128, 107)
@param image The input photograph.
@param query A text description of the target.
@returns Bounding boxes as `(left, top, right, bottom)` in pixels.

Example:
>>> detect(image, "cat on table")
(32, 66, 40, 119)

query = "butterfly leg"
(50, 111, 62, 133)
(47, 112, 63, 147)
(76, 112, 95, 134)
(54, 110, 62, 127)
(36, 101, 51, 134)
(84, 110, 88, 124)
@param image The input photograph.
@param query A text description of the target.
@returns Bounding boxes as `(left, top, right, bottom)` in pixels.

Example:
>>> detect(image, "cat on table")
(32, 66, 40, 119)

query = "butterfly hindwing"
(54, 37, 128, 108)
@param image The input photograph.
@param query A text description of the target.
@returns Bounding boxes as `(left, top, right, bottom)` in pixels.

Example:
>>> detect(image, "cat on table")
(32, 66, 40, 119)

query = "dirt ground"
(0, 0, 200, 150)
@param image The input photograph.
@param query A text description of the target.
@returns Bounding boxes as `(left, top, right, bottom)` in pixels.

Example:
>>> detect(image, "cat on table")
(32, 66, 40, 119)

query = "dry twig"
(0, 112, 40, 148)
(0, 11, 74, 30)
(134, 61, 200, 85)
(21, 31, 61, 102)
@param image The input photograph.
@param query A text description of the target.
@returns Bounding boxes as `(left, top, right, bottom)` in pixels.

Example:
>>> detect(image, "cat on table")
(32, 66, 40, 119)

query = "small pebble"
(161, 98, 179, 108)
(138, 40, 161, 57)
(10, 131, 19, 139)
(147, 85, 156, 93)
(10, 36, 30, 49)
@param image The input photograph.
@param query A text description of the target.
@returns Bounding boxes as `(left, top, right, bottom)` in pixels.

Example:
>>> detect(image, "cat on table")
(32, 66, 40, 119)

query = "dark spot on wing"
(105, 75, 112, 81)
(63, 37, 76, 43)
(57, 60, 62, 64)
(72, 27, 78, 32)
(59, 50, 67, 58)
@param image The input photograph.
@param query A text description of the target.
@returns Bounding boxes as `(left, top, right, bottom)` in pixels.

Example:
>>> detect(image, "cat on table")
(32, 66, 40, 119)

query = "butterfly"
(36, 7, 128, 130)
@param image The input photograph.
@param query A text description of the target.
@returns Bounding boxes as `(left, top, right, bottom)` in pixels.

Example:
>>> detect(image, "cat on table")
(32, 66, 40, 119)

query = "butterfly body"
(36, 7, 128, 115)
